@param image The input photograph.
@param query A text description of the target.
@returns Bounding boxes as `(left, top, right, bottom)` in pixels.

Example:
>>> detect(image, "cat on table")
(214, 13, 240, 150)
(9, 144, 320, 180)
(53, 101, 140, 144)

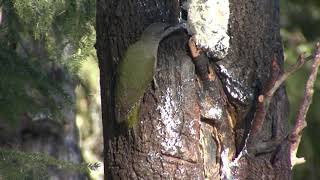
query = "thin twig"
(248, 54, 306, 140)
(290, 43, 320, 168)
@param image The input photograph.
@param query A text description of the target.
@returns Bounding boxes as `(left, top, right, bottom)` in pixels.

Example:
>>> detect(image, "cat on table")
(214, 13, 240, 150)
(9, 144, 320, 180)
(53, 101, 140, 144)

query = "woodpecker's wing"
(115, 23, 187, 126)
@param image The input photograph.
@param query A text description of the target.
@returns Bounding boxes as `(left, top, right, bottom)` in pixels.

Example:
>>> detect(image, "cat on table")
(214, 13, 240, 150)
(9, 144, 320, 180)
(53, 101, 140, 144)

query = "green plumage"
(115, 22, 186, 127)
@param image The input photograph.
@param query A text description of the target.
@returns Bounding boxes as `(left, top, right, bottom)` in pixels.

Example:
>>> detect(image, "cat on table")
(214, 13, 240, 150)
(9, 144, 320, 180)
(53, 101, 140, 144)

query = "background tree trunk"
(97, 0, 291, 179)
(0, 4, 85, 179)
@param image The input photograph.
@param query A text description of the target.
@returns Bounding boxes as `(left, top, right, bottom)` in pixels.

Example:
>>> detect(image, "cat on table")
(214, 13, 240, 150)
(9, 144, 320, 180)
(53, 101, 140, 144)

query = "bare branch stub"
(247, 56, 295, 136)
(290, 43, 320, 168)
(248, 57, 281, 139)
(246, 53, 309, 153)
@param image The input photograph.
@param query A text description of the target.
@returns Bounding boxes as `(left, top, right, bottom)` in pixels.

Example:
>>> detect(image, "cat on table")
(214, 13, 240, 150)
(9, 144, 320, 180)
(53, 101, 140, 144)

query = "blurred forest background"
(281, 0, 320, 179)
(0, 0, 319, 179)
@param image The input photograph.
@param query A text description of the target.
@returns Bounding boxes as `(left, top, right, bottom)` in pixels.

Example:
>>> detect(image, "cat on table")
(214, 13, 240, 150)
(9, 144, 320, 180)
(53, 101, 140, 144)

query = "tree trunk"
(18, 74, 85, 180)
(97, 0, 291, 179)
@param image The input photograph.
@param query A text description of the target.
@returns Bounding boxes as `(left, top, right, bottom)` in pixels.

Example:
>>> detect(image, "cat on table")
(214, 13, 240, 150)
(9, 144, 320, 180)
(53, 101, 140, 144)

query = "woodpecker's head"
(141, 22, 170, 42)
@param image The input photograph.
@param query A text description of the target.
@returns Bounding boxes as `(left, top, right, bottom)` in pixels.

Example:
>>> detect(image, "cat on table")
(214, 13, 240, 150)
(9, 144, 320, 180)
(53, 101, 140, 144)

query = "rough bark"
(97, 0, 291, 179)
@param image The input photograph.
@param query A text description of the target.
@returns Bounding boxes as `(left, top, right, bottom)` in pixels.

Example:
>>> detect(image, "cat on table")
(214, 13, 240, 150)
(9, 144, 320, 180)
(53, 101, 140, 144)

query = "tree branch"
(290, 43, 320, 168)
(248, 54, 306, 140)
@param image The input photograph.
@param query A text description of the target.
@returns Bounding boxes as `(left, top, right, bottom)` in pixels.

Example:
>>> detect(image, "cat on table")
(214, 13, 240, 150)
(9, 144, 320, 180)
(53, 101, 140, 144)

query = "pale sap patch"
(208, 106, 223, 120)
(221, 148, 232, 179)
(217, 64, 253, 104)
(157, 88, 182, 154)
(186, 0, 230, 59)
